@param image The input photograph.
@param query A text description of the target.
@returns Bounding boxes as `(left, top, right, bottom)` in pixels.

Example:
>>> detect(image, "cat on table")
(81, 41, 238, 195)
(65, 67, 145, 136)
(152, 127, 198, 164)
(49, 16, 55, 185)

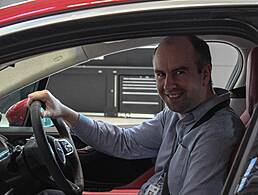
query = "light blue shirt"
(71, 88, 244, 195)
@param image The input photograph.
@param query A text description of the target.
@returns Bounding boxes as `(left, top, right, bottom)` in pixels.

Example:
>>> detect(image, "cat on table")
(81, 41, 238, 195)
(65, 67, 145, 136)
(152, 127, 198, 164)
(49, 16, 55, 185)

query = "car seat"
(221, 46, 258, 195)
(240, 47, 258, 126)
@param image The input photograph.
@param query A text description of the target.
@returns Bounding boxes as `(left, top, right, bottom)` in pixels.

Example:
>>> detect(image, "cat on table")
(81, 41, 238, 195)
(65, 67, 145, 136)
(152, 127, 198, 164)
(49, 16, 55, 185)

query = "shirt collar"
(176, 88, 230, 138)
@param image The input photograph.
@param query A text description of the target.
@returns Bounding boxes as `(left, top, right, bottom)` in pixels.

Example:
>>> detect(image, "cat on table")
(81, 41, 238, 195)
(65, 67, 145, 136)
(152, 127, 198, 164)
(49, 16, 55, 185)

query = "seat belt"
(229, 86, 245, 98)
(161, 99, 230, 195)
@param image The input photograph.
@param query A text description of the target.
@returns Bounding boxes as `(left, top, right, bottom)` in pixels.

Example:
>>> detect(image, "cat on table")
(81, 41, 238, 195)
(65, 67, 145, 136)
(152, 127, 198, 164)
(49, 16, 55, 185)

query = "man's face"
(153, 37, 211, 114)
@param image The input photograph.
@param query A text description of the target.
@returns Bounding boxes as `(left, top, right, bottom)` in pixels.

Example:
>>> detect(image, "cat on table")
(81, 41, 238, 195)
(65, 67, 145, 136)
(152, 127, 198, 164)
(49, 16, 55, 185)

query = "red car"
(0, 0, 258, 195)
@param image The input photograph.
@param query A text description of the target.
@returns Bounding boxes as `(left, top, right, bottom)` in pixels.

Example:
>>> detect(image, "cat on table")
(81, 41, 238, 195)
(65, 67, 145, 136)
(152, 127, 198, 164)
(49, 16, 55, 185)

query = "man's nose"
(164, 75, 176, 91)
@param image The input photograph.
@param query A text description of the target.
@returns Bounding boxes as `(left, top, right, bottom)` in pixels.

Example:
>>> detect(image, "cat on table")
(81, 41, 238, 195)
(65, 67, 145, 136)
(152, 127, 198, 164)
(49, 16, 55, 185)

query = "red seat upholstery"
(222, 47, 258, 195)
(240, 47, 258, 126)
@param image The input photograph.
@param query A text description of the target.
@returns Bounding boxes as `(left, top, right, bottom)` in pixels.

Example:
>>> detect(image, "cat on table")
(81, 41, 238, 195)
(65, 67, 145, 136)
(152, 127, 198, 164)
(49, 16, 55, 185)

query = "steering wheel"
(29, 100, 84, 195)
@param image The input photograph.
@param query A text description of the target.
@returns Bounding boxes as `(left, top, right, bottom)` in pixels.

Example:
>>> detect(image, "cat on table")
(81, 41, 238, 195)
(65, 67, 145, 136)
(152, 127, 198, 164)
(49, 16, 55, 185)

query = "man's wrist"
(61, 105, 79, 127)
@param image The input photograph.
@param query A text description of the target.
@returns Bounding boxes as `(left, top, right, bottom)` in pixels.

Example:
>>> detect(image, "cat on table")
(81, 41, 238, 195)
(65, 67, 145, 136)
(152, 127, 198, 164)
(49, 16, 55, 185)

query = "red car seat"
(222, 47, 258, 195)
(240, 47, 258, 126)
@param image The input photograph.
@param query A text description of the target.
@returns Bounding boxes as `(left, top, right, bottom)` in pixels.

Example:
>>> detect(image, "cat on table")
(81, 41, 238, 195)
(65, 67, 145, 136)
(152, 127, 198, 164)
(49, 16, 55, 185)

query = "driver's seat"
(240, 47, 258, 126)
(221, 46, 258, 195)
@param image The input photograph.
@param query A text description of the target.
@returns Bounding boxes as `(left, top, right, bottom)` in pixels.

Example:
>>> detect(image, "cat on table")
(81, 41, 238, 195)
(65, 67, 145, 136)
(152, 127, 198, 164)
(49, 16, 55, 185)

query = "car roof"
(0, 0, 136, 26)
(0, 0, 258, 27)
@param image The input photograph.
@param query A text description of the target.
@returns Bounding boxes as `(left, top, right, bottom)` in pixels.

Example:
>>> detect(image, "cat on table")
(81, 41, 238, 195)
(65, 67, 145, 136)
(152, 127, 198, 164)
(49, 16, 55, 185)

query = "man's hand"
(27, 90, 79, 127)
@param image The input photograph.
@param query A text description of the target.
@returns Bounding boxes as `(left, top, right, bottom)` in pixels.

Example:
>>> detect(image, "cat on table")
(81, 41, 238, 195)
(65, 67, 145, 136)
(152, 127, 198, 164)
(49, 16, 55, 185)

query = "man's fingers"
(42, 110, 51, 118)
(27, 90, 51, 106)
(27, 90, 59, 119)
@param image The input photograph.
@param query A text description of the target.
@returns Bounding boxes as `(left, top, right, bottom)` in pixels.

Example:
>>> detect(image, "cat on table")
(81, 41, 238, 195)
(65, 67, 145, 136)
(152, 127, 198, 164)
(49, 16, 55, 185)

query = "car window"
(46, 46, 159, 126)
(0, 41, 242, 128)
(46, 41, 242, 125)
(208, 42, 241, 88)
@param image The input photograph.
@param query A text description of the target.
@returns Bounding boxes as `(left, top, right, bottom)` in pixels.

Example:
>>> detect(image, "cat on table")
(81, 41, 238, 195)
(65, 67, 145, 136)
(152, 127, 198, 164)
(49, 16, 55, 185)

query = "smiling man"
(30, 36, 244, 195)
(153, 36, 214, 115)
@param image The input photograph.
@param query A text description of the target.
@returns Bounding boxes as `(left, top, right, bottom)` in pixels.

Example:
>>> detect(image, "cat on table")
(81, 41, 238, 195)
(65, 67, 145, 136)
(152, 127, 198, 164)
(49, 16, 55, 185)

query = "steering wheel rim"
(29, 100, 84, 195)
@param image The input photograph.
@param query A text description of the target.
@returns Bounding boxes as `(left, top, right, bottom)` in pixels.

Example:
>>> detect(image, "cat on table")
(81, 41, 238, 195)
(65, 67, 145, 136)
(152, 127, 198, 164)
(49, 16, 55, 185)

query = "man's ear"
(202, 64, 212, 86)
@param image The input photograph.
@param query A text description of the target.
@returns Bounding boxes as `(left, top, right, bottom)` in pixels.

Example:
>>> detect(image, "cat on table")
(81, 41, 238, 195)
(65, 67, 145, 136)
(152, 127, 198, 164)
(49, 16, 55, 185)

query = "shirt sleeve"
(70, 110, 166, 159)
(178, 125, 235, 195)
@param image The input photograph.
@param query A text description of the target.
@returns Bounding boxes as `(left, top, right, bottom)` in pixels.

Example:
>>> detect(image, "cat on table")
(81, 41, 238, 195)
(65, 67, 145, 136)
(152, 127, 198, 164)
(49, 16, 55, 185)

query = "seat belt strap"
(229, 86, 245, 98)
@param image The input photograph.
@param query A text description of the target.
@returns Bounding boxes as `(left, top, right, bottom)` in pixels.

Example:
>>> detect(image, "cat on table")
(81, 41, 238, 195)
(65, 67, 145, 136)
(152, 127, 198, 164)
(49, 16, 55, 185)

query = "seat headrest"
(246, 47, 258, 115)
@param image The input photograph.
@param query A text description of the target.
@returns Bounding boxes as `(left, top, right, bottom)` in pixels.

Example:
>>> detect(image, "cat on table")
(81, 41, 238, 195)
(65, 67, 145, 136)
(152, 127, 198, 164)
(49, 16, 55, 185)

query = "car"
(0, 0, 258, 194)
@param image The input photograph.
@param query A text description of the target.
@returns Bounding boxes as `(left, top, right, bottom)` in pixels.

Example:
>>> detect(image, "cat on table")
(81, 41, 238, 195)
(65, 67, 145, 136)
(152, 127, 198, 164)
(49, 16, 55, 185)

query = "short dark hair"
(153, 35, 212, 71)
(188, 36, 213, 87)
(188, 35, 212, 73)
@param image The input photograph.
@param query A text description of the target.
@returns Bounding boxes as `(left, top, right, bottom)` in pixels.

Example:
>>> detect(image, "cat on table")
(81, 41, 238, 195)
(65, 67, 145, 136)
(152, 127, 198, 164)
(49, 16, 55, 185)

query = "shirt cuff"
(70, 114, 95, 137)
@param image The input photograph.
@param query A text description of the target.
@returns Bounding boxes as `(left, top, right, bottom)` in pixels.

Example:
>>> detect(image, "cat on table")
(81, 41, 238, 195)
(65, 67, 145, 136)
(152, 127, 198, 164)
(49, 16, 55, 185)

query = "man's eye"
(175, 70, 185, 75)
(156, 73, 165, 78)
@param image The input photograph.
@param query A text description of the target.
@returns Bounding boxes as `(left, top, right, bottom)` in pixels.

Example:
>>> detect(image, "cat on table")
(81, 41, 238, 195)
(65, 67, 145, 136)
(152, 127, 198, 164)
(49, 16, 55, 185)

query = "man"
(29, 36, 244, 195)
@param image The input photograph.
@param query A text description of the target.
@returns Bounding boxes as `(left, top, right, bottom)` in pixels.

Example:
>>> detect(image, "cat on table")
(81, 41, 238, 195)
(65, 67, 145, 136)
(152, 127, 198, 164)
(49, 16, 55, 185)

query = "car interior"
(0, 26, 258, 195)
